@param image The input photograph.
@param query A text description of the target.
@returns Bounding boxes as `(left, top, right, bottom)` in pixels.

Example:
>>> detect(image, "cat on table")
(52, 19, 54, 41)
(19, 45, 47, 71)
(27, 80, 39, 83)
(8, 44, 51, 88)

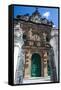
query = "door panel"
(31, 53, 41, 77)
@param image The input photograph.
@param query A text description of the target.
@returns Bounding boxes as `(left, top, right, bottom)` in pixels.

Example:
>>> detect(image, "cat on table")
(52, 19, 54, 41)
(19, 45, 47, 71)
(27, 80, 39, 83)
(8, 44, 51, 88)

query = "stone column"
(24, 50, 31, 79)
(43, 52, 48, 77)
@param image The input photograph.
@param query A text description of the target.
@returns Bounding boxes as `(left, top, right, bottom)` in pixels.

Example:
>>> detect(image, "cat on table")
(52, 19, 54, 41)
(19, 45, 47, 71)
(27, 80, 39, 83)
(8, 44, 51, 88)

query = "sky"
(14, 5, 59, 29)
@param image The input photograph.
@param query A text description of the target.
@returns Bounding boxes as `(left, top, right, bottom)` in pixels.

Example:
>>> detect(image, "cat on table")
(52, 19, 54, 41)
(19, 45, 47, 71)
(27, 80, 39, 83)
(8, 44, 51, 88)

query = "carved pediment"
(15, 8, 53, 26)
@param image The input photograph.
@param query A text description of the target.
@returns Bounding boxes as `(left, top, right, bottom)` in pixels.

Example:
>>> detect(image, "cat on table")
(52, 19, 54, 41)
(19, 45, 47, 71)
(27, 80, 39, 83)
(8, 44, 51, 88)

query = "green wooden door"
(31, 53, 41, 77)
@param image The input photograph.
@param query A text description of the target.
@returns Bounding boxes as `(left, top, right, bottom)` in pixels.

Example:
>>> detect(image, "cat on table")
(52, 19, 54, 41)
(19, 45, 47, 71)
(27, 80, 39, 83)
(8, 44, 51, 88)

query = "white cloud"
(53, 25, 56, 28)
(43, 11, 50, 19)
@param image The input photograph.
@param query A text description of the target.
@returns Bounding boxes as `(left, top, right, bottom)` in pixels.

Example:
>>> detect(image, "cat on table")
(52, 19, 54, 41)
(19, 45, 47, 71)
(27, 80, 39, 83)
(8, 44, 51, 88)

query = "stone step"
(23, 76, 51, 84)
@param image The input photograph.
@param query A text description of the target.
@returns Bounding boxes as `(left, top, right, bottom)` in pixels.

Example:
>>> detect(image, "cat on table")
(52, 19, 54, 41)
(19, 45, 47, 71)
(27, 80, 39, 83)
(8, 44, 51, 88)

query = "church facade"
(14, 8, 57, 84)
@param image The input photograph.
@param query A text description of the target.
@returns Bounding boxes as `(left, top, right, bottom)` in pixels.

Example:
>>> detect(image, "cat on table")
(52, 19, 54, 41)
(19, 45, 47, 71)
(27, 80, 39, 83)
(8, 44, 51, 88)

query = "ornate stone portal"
(14, 8, 57, 84)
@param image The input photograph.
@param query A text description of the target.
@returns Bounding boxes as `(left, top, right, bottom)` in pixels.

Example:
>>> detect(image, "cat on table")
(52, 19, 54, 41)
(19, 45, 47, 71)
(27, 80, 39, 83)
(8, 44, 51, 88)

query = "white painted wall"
(50, 30, 58, 80)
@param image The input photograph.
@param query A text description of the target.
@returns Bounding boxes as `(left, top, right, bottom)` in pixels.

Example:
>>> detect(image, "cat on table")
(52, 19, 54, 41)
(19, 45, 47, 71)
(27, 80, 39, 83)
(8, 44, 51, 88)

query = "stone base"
(23, 76, 51, 84)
